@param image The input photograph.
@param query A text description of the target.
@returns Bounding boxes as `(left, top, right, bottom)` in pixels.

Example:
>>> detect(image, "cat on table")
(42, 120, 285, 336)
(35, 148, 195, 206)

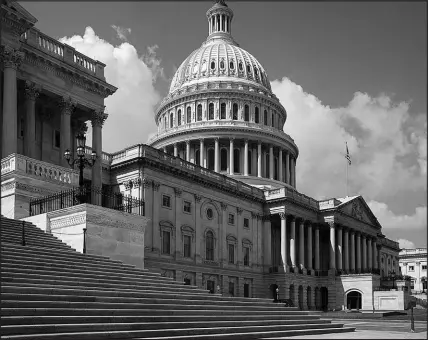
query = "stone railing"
(147, 120, 295, 145)
(84, 146, 112, 164)
(110, 144, 266, 200)
(380, 237, 400, 250)
(1, 154, 79, 186)
(264, 187, 319, 209)
(20, 28, 105, 79)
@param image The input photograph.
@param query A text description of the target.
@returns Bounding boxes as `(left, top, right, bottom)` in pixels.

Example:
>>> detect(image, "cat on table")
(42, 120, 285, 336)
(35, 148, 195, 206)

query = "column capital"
(91, 109, 108, 127)
(152, 181, 161, 191)
(142, 177, 152, 188)
(237, 207, 243, 215)
(174, 188, 182, 197)
(173, 142, 178, 147)
(244, 138, 249, 143)
(214, 137, 219, 142)
(132, 177, 142, 188)
(59, 96, 76, 115)
(199, 138, 205, 143)
(24, 81, 40, 101)
(229, 137, 235, 142)
(279, 212, 287, 220)
(220, 202, 228, 211)
(194, 194, 202, 203)
(0, 45, 24, 69)
(251, 212, 258, 219)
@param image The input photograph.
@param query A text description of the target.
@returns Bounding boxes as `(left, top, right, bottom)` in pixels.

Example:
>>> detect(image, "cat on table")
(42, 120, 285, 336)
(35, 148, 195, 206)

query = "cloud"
(397, 238, 416, 250)
(111, 25, 131, 42)
(59, 27, 160, 152)
(142, 44, 165, 82)
(367, 200, 427, 231)
(271, 77, 427, 202)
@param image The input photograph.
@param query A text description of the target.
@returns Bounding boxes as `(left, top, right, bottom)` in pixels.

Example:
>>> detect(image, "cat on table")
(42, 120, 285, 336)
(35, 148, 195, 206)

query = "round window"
(207, 208, 214, 219)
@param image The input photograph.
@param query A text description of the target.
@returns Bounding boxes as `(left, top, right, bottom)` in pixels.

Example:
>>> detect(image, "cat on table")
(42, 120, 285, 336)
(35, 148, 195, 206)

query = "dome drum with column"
(148, 0, 298, 189)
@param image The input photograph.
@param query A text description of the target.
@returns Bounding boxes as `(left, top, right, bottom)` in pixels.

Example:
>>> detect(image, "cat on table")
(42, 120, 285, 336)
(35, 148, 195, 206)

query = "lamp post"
(389, 269, 396, 290)
(64, 133, 97, 202)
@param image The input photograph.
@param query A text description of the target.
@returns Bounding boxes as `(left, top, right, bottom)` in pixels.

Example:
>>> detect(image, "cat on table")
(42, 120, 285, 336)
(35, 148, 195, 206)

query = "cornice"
(21, 45, 116, 98)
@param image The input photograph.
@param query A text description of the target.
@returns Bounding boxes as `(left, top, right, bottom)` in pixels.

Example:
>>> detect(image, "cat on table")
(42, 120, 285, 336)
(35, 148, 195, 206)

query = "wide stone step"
(1, 293, 288, 308)
(1, 285, 277, 304)
(1, 264, 181, 286)
(1, 243, 133, 265)
(1, 237, 72, 249)
(0, 324, 352, 340)
(1, 271, 204, 291)
(1, 319, 334, 336)
(1, 308, 314, 317)
(0, 257, 177, 283)
(1, 300, 295, 311)
(0, 283, 211, 298)
(1, 314, 322, 326)
(1, 231, 68, 244)
(2, 276, 210, 295)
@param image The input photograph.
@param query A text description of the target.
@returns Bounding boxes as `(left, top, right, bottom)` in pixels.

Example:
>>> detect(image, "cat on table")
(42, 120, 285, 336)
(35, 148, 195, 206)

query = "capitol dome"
(149, 0, 299, 190)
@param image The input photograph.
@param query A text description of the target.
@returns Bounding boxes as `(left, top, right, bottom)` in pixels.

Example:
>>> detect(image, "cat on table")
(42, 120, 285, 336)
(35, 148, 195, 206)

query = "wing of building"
(1, 0, 407, 311)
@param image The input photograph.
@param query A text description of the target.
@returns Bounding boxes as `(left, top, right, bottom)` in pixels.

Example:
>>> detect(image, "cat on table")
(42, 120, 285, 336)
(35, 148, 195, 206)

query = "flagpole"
(346, 156, 349, 197)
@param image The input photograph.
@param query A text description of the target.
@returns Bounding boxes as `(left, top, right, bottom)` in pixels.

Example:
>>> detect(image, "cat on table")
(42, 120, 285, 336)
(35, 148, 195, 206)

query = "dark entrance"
(320, 287, 328, 311)
(347, 291, 362, 310)
(270, 284, 279, 301)
(244, 283, 249, 297)
(184, 278, 191, 285)
(207, 280, 215, 294)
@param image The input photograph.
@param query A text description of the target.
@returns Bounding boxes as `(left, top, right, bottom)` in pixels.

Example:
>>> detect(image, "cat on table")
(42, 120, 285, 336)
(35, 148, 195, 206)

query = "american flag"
(345, 142, 351, 165)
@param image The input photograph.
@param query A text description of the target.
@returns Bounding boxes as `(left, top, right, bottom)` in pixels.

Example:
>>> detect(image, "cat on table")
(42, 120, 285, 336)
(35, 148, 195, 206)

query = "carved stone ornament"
(124, 180, 133, 190)
(132, 177, 142, 189)
(174, 188, 182, 197)
(236, 207, 243, 215)
(0, 45, 24, 70)
(220, 202, 227, 211)
(142, 177, 152, 188)
(91, 109, 108, 127)
(24, 81, 40, 101)
(279, 212, 287, 220)
(59, 96, 76, 115)
(351, 200, 364, 221)
(194, 194, 202, 203)
(152, 181, 160, 191)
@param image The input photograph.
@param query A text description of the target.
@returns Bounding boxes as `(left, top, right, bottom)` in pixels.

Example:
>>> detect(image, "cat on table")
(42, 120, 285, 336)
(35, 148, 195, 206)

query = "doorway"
(347, 291, 362, 310)
(320, 287, 328, 311)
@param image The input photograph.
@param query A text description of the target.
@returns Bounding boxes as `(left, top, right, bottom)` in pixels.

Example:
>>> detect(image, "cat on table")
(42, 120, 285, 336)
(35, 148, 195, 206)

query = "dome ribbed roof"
(169, 41, 272, 95)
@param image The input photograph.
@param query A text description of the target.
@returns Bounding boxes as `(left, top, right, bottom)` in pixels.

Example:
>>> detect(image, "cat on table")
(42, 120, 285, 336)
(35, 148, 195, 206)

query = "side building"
(399, 248, 427, 293)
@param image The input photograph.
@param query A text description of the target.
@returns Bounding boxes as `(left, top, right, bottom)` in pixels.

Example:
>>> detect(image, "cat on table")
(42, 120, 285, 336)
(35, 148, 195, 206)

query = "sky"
(20, 1, 427, 249)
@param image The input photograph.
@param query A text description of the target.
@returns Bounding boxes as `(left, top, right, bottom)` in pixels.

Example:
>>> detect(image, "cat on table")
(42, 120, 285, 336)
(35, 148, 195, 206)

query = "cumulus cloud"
(142, 44, 165, 82)
(271, 77, 427, 202)
(111, 25, 131, 42)
(59, 27, 160, 152)
(397, 238, 416, 250)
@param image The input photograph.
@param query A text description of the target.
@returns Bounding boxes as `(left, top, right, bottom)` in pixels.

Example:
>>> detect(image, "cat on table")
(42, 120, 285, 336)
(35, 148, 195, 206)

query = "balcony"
(21, 28, 106, 80)
(1, 153, 79, 186)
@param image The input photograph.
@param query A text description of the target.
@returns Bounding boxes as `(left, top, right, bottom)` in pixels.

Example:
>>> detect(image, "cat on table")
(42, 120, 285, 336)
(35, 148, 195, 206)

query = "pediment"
(7, 1, 38, 25)
(338, 196, 380, 228)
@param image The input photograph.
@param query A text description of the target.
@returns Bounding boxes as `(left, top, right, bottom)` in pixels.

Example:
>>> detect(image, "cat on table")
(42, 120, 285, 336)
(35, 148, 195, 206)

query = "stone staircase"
(1, 216, 356, 339)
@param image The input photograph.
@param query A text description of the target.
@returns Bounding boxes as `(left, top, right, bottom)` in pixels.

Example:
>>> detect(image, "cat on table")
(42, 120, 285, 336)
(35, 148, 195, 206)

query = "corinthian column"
(362, 234, 367, 272)
(350, 230, 355, 271)
(279, 212, 287, 272)
(356, 232, 361, 272)
(343, 227, 349, 271)
(229, 137, 234, 175)
(285, 151, 290, 185)
(314, 225, 320, 270)
(269, 145, 274, 180)
(244, 139, 249, 176)
(337, 226, 343, 271)
(307, 222, 313, 270)
(1, 45, 24, 157)
(91, 109, 108, 205)
(299, 220, 305, 269)
(329, 221, 336, 270)
(278, 149, 283, 182)
(59, 97, 75, 167)
(200, 138, 205, 167)
(367, 237, 372, 270)
(186, 140, 190, 162)
(290, 217, 296, 268)
(214, 137, 219, 172)
(24, 81, 40, 158)
(257, 142, 262, 177)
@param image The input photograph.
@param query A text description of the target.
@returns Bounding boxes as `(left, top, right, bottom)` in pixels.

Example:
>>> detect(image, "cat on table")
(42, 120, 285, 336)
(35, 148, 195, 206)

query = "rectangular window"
(54, 130, 61, 148)
(228, 244, 235, 264)
(207, 280, 215, 294)
(162, 194, 171, 208)
(409, 265, 414, 271)
(183, 235, 191, 258)
(183, 201, 191, 213)
(243, 218, 249, 229)
(244, 247, 250, 266)
(422, 265, 427, 270)
(162, 230, 170, 254)
(228, 213, 234, 225)
(229, 282, 235, 296)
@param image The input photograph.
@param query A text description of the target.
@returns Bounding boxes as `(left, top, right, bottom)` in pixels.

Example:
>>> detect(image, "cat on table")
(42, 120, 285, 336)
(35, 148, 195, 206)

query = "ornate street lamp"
(64, 133, 97, 196)
(389, 269, 396, 290)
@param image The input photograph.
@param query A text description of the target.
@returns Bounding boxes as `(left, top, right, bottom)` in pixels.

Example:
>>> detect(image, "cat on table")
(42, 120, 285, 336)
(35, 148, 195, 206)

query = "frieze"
(86, 214, 145, 232)
(1, 182, 16, 192)
(50, 213, 86, 230)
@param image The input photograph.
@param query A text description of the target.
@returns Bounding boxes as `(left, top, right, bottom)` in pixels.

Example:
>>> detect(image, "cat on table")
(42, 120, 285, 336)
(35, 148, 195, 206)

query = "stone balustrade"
(20, 28, 105, 79)
(1, 154, 79, 185)
(84, 146, 112, 164)
(264, 187, 319, 209)
(148, 120, 295, 145)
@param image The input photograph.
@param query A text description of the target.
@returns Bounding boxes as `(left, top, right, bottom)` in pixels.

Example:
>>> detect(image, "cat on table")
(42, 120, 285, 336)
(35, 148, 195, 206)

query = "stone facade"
(399, 248, 427, 292)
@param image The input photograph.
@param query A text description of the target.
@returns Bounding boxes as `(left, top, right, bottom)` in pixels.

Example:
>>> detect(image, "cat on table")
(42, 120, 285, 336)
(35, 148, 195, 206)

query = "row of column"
(164, 138, 296, 187)
(1, 45, 106, 192)
(209, 13, 230, 35)
(278, 214, 379, 273)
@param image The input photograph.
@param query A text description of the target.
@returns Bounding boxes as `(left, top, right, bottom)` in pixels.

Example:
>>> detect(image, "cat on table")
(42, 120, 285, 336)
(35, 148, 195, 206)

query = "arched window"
(187, 107, 191, 123)
(220, 148, 227, 171)
(197, 104, 202, 121)
(271, 113, 275, 127)
(233, 149, 240, 173)
(264, 110, 268, 125)
(195, 149, 200, 166)
(244, 105, 249, 122)
(254, 66, 258, 76)
(177, 109, 181, 126)
(170, 113, 173, 128)
(239, 61, 243, 71)
(206, 231, 214, 261)
(209, 103, 214, 120)
(248, 151, 252, 175)
(232, 103, 238, 120)
(207, 149, 215, 170)
(220, 60, 225, 69)
(266, 153, 270, 177)
(246, 64, 251, 73)
(255, 107, 260, 123)
(220, 103, 226, 119)
(210, 60, 215, 70)
(229, 60, 234, 70)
